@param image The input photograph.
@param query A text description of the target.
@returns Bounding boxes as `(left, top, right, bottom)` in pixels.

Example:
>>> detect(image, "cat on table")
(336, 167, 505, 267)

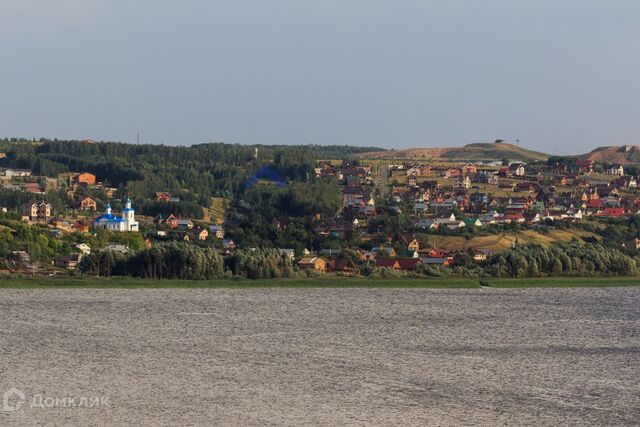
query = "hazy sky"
(1, 0, 639, 154)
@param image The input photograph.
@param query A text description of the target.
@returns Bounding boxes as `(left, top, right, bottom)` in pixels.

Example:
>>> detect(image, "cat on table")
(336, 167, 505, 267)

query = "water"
(0, 287, 638, 425)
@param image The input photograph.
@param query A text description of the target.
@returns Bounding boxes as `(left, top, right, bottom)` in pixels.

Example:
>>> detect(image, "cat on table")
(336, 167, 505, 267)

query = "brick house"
(79, 196, 97, 211)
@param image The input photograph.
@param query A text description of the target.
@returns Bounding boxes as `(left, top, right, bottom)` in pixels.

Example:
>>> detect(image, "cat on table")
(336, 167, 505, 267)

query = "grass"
(0, 276, 638, 289)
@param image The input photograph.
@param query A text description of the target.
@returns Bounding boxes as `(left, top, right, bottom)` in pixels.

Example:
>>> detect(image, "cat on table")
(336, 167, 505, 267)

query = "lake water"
(0, 287, 638, 425)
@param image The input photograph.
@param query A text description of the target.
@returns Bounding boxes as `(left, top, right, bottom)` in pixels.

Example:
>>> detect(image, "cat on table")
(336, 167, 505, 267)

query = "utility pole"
(136, 132, 140, 145)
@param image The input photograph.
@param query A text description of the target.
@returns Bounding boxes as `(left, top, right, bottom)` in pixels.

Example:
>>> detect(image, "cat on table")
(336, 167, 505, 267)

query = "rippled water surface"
(0, 287, 638, 426)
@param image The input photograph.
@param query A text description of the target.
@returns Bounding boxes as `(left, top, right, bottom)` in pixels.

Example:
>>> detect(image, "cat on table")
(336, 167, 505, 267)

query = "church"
(93, 199, 139, 232)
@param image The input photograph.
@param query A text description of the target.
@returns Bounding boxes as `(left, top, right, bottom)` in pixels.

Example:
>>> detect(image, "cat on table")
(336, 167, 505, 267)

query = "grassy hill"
(423, 228, 597, 252)
(202, 197, 227, 224)
(358, 142, 549, 162)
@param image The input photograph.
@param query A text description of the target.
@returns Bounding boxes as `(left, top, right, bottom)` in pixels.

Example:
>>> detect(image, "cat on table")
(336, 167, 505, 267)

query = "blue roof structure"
(245, 165, 287, 189)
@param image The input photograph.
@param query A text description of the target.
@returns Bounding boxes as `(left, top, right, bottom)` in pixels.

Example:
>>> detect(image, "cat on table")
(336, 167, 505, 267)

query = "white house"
(607, 164, 624, 176)
(94, 199, 139, 232)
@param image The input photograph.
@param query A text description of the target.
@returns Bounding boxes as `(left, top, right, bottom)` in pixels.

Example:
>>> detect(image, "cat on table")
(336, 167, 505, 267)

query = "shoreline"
(0, 276, 639, 289)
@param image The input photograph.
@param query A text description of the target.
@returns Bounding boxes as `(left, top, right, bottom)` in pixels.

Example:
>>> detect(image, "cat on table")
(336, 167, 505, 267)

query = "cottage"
(420, 256, 454, 266)
(1, 168, 32, 177)
(74, 221, 90, 233)
(189, 227, 209, 241)
(176, 218, 194, 229)
(445, 169, 462, 178)
(462, 163, 478, 174)
(399, 234, 420, 251)
(452, 175, 471, 190)
(105, 244, 131, 254)
(55, 253, 82, 270)
(24, 182, 43, 194)
(330, 258, 360, 275)
(78, 196, 97, 211)
(508, 163, 525, 177)
(397, 258, 421, 271)
(575, 159, 594, 174)
(607, 164, 624, 176)
(71, 172, 97, 186)
(374, 259, 401, 270)
(297, 257, 327, 272)
(155, 192, 172, 202)
(21, 201, 52, 222)
(278, 249, 295, 260)
(209, 225, 225, 239)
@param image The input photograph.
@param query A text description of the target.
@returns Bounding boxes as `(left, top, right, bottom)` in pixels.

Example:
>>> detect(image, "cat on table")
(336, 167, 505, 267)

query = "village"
(2, 152, 639, 276)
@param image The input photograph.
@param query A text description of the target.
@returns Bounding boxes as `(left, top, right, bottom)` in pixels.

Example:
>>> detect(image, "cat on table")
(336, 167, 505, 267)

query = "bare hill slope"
(358, 142, 549, 162)
(576, 145, 640, 165)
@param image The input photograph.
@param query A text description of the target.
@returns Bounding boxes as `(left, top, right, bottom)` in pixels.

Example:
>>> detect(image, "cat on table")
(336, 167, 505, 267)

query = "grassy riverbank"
(0, 276, 638, 288)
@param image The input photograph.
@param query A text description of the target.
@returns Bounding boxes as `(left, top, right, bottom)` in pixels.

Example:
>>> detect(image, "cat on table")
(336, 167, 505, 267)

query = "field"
(0, 286, 638, 425)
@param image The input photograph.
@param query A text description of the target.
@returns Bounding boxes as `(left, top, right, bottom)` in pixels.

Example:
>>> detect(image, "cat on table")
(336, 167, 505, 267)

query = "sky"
(0, 0, 639, 154)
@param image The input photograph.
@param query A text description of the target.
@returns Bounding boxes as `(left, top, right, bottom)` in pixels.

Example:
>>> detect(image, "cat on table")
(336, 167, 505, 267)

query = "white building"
(93, 199, 139, 232)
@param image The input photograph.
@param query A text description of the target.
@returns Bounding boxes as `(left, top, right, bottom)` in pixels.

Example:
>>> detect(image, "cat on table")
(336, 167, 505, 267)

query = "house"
(72, 243, 91, 255)
(297, 257, 327, 272)
(463, 218, 483, 227)
(372, 246, 397, 257)
(420, 256, 455, 266)
(399, 234, 420, 252)
(209, 225, 225, 239)
(607, 164, 624, 176)
(105, 244, 131, 255)
(330, 258, 360, 275)
(397, 258, 421, 271)
(222, 239, 236, 250)
(554, 176, 568, 186)
(21, 201, 52, 222)
(508, 163, 525, 177)
(472, 249, 493, 261)
(477, 172, 498, 185)
(452, 175, 471, 190)
(462, 163, 478, 174)
(155, 192, 172, 202)
(78, 196, 97, 211)
(576, 159, 594, 174)
(498, 168, 510, 177)
(513, 182, 539, 193)
(278, 249, 295, 260)
(71, 172, 97, 186)
(8, 251, 31, 266)
(415, 218, 438, 230)
(74, 221, 90, 233)
(1, 168, 32, 177)
(189, 227, 209, 241)
(93, 199, 139, 232)
(595, 207, 625, 218)
(24, 182, 43, 194)
(445, 168, 462, 178)
(55, 253, 82, 270)
(406, 164, 431, 176)
(176, 218, 194, 229)
(51, 218, 72, 231)
(374, 259, 401, 270)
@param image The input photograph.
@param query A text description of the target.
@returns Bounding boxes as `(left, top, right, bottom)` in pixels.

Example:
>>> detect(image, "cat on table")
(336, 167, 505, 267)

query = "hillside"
(358, 142, 549, 162)
(576, 145, 640, 165)
(423, 229, 598, 253)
